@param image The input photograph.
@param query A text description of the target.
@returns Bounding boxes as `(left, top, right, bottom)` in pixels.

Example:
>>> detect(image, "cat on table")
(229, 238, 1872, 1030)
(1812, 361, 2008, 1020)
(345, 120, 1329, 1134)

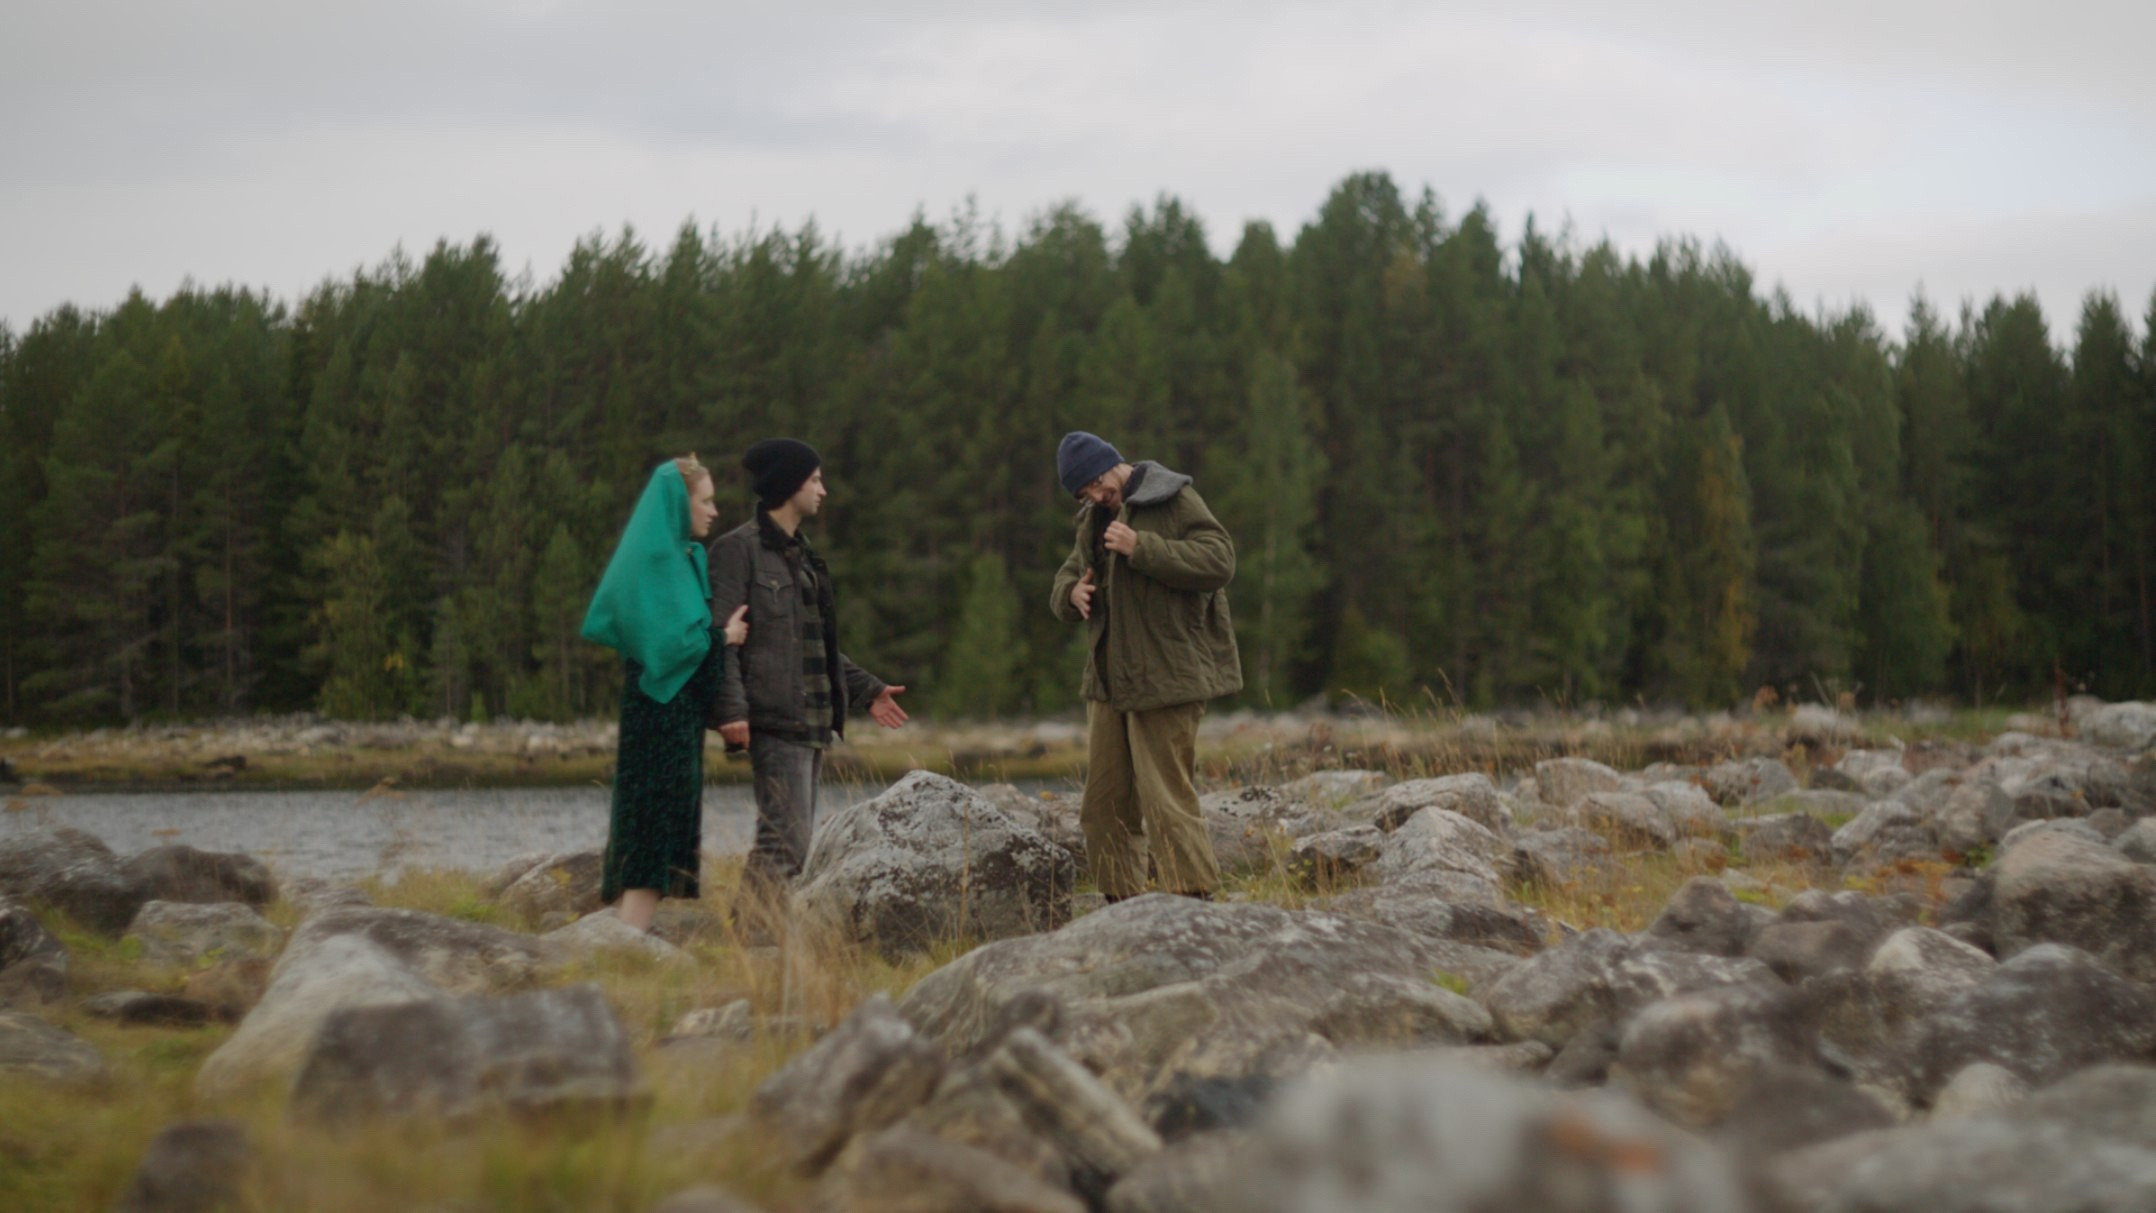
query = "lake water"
(0, 775, 1055, 883)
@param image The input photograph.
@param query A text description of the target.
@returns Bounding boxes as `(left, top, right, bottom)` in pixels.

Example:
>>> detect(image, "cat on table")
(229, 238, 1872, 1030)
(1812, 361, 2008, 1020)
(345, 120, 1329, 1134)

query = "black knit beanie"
(742, 438, 821, 509)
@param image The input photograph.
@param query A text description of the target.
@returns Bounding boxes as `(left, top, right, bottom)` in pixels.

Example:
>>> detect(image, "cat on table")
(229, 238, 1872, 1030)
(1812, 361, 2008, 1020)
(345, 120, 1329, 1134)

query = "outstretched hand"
(870, 685, 909, 729)
(1069, 568, 1096, 620)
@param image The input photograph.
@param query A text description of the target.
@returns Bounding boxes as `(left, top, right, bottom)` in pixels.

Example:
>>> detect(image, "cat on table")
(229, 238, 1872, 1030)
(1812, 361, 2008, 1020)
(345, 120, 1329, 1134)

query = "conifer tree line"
(2, 172, 2152, 725)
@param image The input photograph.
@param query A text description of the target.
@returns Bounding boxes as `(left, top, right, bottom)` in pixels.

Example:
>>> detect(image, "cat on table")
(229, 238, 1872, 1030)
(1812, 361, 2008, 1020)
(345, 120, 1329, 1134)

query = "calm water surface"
(0, 776, 981, 882)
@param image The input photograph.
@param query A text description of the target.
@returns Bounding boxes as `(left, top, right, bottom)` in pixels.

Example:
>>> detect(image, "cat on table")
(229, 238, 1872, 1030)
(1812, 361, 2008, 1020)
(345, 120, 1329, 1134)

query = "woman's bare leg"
(617, 888, 659, 931)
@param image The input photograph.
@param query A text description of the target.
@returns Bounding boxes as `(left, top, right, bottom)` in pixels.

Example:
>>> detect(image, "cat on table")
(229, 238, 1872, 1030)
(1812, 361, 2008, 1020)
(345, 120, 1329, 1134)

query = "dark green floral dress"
(601, 629, 725, 902)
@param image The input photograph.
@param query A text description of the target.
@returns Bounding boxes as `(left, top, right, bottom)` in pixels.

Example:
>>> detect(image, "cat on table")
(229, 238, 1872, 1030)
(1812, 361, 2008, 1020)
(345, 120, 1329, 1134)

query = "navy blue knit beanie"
(1057, 432, 1121, 497)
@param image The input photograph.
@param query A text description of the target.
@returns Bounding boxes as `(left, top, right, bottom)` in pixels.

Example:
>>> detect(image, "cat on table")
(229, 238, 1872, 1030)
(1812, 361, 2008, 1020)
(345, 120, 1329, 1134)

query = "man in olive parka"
(1050, 431, 1241, 899)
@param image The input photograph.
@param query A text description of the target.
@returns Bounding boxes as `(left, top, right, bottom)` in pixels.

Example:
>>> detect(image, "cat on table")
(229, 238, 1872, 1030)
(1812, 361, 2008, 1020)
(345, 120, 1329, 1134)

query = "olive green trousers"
(1082, 699, 1221, 897)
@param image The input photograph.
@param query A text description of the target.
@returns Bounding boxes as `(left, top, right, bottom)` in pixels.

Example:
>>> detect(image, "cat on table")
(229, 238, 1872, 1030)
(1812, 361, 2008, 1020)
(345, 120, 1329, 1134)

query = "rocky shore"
(3, 698, 2154, 1210)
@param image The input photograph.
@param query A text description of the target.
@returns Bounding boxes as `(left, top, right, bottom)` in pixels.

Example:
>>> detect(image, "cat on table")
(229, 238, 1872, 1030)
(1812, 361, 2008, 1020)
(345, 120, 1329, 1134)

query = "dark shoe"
(1175, 889, 1213, 901)
(1102, 893, 1130, 905)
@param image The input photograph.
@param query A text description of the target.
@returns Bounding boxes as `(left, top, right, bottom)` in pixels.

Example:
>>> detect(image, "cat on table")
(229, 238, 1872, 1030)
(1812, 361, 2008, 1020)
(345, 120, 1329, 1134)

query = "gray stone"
(1567, 791, 1676, 849)
(1104, 1129, 1253, 1213)
(981, 1027, 1162, 1200)
(194, 933, 440, 1098)
(1532, 756, 1627, 808)
(1639, 781, 1729, 839)
(1482, 928, 1780, 1047)
(2082, 701, 2156, 752)
(752, 993, 946, 1174)
(1933, 779, 2010, 855)
(1831, 801, 1939, 869)
(1703, 756, 1797, 806)
(0, 894, 67, 1006)
(0, 1009, 106, 1083)
(1278, 769, 1389, 809)
(1999, 816, 2107, 853)
(1223, 1057, 1751, 1212)
(1611, 982, 1819, 1127)
(1732, 812, 1833, 865)
(1645, 877, 1758, 957)
(124, 900, 284, 967)
(543, 909, 690, 961)
(1993, 828, 2156, 979)
(1905, 944, 2156, 1102)
(795, 771, 1074, 957)
(0, 825, 149, 934)
(669, 998, 755, 1041)
(1307, 972, 1494, 1048)
(818, 1128, 1087, 1213)
(2116, 817, 2156, 863)
(1367, 774, 1512, 835)
(1928, 1061, 2026, 1121)
(496, 848, 605, 919)
(1748, 919, 1884, 984)
(2089, 807, 2133, 839)
(121, 845, 275, 906)
(1310, 877, 1543, 958)
(1821, 1064, 2156, 1212)
(1369, 808, 1512, 899)
(113, 1120, 253, 1213)
(279, 904, 559, 995)
(1711, 1064, 1896, 1156)
(1511, 827, 1615, 889)
(901, 896, 1484, 1114)
(291, 983, 639, 1123)
(1288, 825, 1385, 884)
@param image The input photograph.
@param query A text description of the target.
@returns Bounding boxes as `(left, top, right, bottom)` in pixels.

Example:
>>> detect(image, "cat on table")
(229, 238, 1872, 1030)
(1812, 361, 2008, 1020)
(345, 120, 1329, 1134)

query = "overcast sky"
(5, 0, 2152, 345)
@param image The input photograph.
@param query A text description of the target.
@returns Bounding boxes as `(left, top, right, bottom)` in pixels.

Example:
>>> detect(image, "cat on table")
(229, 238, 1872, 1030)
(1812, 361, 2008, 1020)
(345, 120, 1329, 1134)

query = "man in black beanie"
(709, 438, 908, 928)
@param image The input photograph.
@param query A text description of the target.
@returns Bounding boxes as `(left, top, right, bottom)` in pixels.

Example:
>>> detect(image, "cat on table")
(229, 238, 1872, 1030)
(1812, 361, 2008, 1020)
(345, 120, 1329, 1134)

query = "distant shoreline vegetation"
(1, 171, 2151, 727)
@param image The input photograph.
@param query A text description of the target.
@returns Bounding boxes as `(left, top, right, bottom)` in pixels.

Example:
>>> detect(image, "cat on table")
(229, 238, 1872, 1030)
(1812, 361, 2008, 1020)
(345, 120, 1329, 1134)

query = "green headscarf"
(580, 462, 713, 704)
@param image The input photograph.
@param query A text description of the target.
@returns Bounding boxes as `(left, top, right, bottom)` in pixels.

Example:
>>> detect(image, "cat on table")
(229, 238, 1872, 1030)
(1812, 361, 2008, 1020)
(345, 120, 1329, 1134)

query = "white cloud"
(3, 0, 2151, 343)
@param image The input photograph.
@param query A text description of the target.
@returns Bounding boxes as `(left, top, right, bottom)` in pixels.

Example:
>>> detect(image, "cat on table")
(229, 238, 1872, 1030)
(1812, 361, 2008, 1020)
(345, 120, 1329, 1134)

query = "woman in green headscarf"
(582, 455, 748, 931)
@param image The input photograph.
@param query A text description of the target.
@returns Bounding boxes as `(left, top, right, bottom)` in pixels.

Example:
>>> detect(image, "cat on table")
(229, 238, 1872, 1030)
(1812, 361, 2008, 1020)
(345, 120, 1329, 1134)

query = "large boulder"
(0, 826, 149, 934)
(1820, 1064, 2156, 1212)
(2081, 701, 2156, 752)
(1903, 944, 2156, 1103)
(121, 845, 275, 906)
(1835, 748, 1913, 798)
(124, 901, 284, 968)
(193, 934, 440, 1097)
(1932, 779, 2011, 854)
(277, 904, 560, 995)
(1220, 1057, 1750, 1212)
(0, 1009, 106, 1084)
(1644, 877, 1759, 958)
(113, 1120, 254, 1213)
(1368, 808, 1512, 901)
(1992, 828, 2156, 979)
(1610, 982, 1819, 1128)
(1566, 792, 1675, 850)
(1638, 782, 1729, 839)
(0, 894, 68, 1006)
(1731, 812, 1833, 865)
(1510, 827, 1615, 889)
(2116, 818, 2156, 864)
(900, 897, 1487, 1116)
(816, 1129, 1087, 1213)
(495, 849, 605, 920)
(751, 994, 946, 1174)
(795, 772, 1074, 957)
(1830, 802, 1939, 870)
(1531, 757, 1626, 809)
(1702, 757, 1797, 806)
(1481, 928, 1780, 1047)
(291, 984, 638, 1122)
(1366, 774, 1512, 835)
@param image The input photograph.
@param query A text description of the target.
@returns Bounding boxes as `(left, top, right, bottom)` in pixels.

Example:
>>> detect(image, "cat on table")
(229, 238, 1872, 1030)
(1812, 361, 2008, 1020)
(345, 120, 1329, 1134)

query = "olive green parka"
(1049, 462, 1242, 712)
